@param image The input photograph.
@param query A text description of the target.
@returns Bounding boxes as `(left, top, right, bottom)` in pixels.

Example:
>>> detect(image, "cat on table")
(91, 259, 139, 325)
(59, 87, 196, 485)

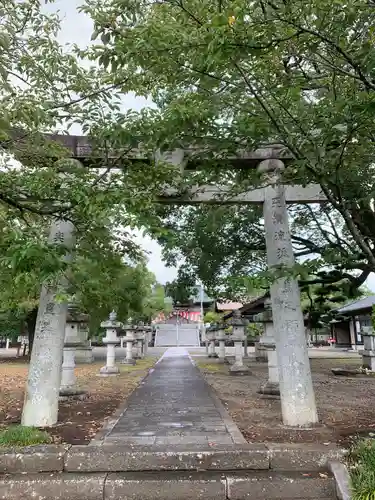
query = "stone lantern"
(65, 305, 93, 363)
(99, 311, 122, 376)
(216, 323, 227, 361)
(206, 323, 219, 358)
(228, 310, 250, 375)
(122, 321, 137, 365)
(361, 326, 375, 371)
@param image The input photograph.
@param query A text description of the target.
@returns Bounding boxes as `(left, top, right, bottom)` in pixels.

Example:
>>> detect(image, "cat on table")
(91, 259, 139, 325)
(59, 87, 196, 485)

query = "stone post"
(207, 324, 218, 358)
(122, 323, 137, 365)
(134, 323, 145, 360)
(216, 324, 227, 362)
(144, 324, 152, 357)
(99, 311, 122, 376)
(260, 159, 318, 427)
(204, 327, 210, 357)
(228, 311, 250, 375)
(361, 326, 375, 371)
(5, 338, 9, 349)
(244, 333, 249, 358)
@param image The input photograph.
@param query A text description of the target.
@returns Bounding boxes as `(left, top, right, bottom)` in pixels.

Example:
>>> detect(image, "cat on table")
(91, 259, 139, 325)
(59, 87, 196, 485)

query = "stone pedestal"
(230, 336, 250, 375)
(121, 323, 137, 365)
(216, 334, 226, 362)
(216, 324, 227, 362)
(144, 324, 152, 356)
(99, 311, 121, 376)
(60, 340, 87, 399)
(226, 311, 250, 375)
(122, 337, 136, 365)
(206, 330, 218, 358)
(255, 337, 269, 362)
(362, 328, 375, 371)
(134, 334, 144, 359)
(65, 306, 93, 364)
(243, 335, 249, 359)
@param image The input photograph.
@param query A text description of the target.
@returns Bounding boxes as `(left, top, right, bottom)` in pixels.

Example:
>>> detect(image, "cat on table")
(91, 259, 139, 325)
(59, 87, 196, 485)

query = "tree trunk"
(21, 219, 75, 427)
(26, 307, 38, 355)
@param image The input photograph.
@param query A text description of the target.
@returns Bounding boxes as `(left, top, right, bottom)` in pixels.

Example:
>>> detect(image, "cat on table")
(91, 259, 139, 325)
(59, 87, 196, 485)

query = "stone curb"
(207, 385, 247, 445)
(0, 445, 69, 474)
(0, 442, 345, 474)
(0, 472, 106, 500)
(0, 470, 338, 500)
(328, 461, 352, 500)
(268, 443, 346, 471)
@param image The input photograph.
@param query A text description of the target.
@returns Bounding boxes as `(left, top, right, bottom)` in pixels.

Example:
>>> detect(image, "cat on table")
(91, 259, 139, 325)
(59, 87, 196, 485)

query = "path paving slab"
(101, 349, 246, 446)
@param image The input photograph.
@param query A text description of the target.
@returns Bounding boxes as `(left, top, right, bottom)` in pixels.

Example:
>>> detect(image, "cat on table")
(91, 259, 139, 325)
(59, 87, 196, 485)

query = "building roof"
(216, 301, 243, 312)
(189, 287, 214, 304)
(224, 293, 269, 319)
(336, 295, 375, 315)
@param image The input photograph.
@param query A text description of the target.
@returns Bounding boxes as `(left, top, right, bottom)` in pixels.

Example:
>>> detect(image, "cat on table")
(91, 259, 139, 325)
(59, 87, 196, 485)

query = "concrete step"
(0, 471, 337, 500)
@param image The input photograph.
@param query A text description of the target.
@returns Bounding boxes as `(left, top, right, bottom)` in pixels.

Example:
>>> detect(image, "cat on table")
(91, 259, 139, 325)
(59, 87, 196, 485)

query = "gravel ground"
(198, 357, 375, 445)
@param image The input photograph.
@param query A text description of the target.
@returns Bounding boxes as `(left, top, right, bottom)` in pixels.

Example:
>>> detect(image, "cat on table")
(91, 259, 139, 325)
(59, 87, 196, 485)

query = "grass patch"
(196, 361, 226, 373)
(119, 357, 156, 373)
(349, 439, 375, 499)
(0, 425, 51, 447)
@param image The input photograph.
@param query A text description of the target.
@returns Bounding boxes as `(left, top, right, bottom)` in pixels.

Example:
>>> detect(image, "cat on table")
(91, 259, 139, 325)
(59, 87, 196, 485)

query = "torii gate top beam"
(17, 132, 325, 204)
(27, 132, 292, 169)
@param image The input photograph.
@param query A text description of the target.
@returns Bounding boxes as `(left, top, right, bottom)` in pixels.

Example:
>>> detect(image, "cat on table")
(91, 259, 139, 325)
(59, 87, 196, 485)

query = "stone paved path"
(103, 348, 246, 446)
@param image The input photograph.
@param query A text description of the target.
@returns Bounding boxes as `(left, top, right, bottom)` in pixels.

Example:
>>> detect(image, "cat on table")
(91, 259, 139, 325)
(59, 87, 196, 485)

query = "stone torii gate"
(21, 137, 326, 428)
(158, 149, 326, 428)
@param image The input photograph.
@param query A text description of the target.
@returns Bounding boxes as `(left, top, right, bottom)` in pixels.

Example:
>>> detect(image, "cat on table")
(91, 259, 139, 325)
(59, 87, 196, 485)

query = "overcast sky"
(43, 0, 375, 292)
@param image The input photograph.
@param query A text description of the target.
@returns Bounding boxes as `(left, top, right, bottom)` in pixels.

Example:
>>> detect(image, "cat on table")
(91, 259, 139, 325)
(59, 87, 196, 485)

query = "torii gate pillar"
(260, 159, 318, 427)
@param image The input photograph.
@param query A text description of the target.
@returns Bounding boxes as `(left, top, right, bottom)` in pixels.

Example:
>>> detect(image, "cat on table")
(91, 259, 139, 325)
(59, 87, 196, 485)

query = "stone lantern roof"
(66, 304, 89, 323)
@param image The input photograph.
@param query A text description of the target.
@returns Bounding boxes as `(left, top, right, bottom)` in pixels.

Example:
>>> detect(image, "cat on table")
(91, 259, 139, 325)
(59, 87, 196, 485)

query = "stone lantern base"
(258, 381, 280, 398)
(99, 365, 120, 376)
(229, 364, 250, 376)
(121, 358, 136, 365)
(59, 387, 87, 401)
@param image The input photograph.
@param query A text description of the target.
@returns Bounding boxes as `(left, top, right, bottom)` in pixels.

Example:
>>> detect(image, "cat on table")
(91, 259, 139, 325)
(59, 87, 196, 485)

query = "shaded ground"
(0, 358, 155, 445)
(197, 358, 375, 445)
